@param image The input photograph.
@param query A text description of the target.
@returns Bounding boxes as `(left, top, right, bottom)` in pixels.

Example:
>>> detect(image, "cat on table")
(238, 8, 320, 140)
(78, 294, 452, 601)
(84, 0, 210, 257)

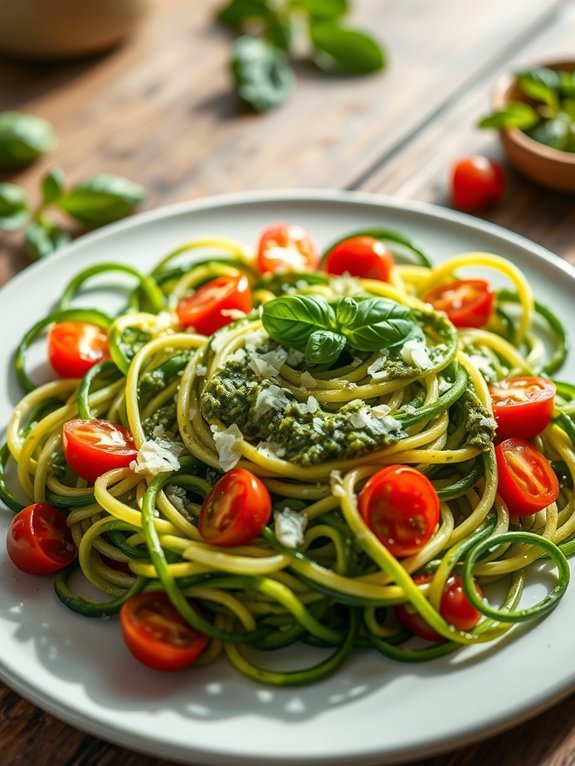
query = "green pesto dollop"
(199, 346, 405, 466)
(458, 391, 497, 449)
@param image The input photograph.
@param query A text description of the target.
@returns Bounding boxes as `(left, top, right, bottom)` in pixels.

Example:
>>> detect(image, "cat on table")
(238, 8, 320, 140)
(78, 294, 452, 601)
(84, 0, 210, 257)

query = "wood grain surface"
(1, 1, 575, 764)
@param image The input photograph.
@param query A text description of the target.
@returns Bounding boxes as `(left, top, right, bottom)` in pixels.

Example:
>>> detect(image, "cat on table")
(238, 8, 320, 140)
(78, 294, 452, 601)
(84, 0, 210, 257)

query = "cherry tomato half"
(423, 279, 494, 328)
(199, 468, 272, 547)
(358, 465, 440, 558)
(120, 592, 208, 672)
(62, 418, 137, 484)
(6, 503, 76, 575)
(451, 156, 505, 212)
(396, 574, 482, 642)
(176, 274, 252, 336)
(323, 236, 395, 281)
(495, 437, 559, 517)
(489, 377, 556, 442)
(48, 321, 109, 378)
(257, 223, 319, 274)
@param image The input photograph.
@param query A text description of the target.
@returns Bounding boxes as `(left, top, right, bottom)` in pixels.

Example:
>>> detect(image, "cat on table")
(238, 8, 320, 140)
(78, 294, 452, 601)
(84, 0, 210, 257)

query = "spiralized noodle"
(1, 227, 573, 686)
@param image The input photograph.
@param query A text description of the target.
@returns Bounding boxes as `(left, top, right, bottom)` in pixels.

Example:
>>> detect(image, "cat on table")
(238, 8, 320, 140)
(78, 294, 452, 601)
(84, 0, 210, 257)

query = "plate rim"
(1, 187, 575, 766)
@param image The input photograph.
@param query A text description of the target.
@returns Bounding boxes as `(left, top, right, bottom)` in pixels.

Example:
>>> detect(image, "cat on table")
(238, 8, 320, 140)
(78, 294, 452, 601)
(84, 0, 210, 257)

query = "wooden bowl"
(0, 0, 153, 59)
(492, 60, 575, 193)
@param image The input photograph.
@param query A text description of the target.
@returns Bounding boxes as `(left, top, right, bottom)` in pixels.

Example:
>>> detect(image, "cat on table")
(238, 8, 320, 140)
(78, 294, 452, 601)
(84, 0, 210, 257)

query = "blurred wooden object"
(1, 1, 575, 764)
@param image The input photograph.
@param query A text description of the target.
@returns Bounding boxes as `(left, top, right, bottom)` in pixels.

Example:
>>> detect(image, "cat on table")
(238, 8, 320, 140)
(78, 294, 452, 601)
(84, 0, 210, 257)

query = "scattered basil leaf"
(262, 293, 335, 349)
(0, 111, 57, 169)
(562, 98, 575, 119)
(41, 168, 65, 206)
(478, 101, 539, 130)
(59, 174, 146, 226)
(335, 296, 358, 326)
(217, 0, 272, 27)
(310, 23, 385, 75)
(265, 18, 292, 51)
(516, 67, 560, 110)
(559, 71, 575, 98)
(305, 329, 346, 365)
(0, 183, 30, 230)
(527, 116, 570, 151)
(24, 219, 71, 261)
(293, 0, 349, 20)
(231, 36, 294, 112)
(342, 298, 422, 351)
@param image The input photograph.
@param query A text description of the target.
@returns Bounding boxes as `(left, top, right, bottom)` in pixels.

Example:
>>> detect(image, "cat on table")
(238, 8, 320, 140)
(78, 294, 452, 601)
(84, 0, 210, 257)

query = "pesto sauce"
(458, 391, 497, 450)
(200, 348, 405, 466)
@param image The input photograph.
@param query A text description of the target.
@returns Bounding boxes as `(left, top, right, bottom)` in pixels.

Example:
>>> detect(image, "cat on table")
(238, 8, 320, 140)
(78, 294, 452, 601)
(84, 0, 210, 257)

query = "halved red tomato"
(176, 274, 252, 336)
(199, 468, 272, 547)
(396, 573, 482, 642)
(62, 419, 137, 483)
(6, 503, 76, 575)
(495, 437, 559, 517)
(324, 236, 394, 281)
(48, 321, 109, 378)
(489, 377, 555, 441)
(423, 279, 494, 328)
(358, 465, 440, 557)
(120, 592, 208, 671)
(257, 223, 319, 274)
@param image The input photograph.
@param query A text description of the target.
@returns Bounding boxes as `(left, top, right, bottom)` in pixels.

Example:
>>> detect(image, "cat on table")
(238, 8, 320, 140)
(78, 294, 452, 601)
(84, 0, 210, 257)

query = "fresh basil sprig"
(0, 111, 57, 169)
(217, 0, 385, 112)
(478, 66, 575, 153)
(0, 167, 147, 261)
(261, 293, 422, 365)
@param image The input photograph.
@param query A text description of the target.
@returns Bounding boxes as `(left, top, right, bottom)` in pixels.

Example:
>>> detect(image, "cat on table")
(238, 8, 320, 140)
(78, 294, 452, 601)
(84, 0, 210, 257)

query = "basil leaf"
(231, 36, 294, 112)
(217, 0, 272, 27)
(0, 183, 29, 230)
(310, 23, 385, 75)
(293, 0, 349, 20)
(559, 71, 575, 98)
(0, 111, 57, 169)
(478, 101, 539, 130)
(261, 294, 335, 350)
(305, 329, 346, 365)
(335, 296, 358, 326)
(265, 18, 292, 51)
(342, 298, 422, 351)
(527, 116, 570, 151)
(516, 68, 560, 110)
(41, 168, 65, 206)
(59, 174, 146, 226)
(561, 98, 575, 119)
(24, 220, 71, 261)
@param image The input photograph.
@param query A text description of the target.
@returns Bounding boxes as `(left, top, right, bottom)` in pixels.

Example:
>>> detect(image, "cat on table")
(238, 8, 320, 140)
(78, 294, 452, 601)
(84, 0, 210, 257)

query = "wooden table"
(1, 1, 575, 764)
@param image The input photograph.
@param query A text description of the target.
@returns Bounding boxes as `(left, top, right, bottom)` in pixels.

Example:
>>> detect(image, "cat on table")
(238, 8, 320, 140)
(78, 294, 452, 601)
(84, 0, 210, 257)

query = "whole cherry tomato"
(257, 223, 319, 274)
(358, 465, 440, 557)
(48, 321, 109, 378)
(6, 503, 76, 575)
(495, 437, 559, 517)
(489, 377, 556, 442)
(423, 279, 494, 328)
(62, 418, 137, 483)
(120, 592, 208, 671)
(176, 274, 252, 336)
(451, 156, 505, 212)
(324, 236, 394, 281)
(199, 468, 272, 547)
(396, 573, 482, 642)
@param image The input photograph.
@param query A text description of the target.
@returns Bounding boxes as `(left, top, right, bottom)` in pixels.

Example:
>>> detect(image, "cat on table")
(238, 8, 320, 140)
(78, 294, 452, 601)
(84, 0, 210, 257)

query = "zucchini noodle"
(2, 225, 573, 687)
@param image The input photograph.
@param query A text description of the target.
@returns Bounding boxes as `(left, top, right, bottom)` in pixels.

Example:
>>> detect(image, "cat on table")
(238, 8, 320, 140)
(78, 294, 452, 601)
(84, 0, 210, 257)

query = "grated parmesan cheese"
(257, 441, 286, 459)
(438, 377, 452, 394)
(195, 364, 208, 377)
(331, 272, 361, 296)
(274, 508, 308, 548)
(367, 354, 389, 380)
(210, 424, 243, 471)
(130, 439, 181, 477)
(249, 347, 288, 379)
(400, 339, 431, 370)
(221, 309, 247, 320)
(254, 384, 291, 416)
(299, 371, 316, 389)
(286, 348, 305, 366)
(329, 469, 346, 497)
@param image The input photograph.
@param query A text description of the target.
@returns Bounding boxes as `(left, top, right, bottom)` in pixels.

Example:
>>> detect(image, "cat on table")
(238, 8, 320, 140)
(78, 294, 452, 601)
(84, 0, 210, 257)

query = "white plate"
(1, 190, 575, 766)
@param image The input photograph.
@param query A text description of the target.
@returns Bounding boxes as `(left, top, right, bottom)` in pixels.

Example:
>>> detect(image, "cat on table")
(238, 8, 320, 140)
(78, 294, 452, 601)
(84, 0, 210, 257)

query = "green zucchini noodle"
(3, 227, 574, 687)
